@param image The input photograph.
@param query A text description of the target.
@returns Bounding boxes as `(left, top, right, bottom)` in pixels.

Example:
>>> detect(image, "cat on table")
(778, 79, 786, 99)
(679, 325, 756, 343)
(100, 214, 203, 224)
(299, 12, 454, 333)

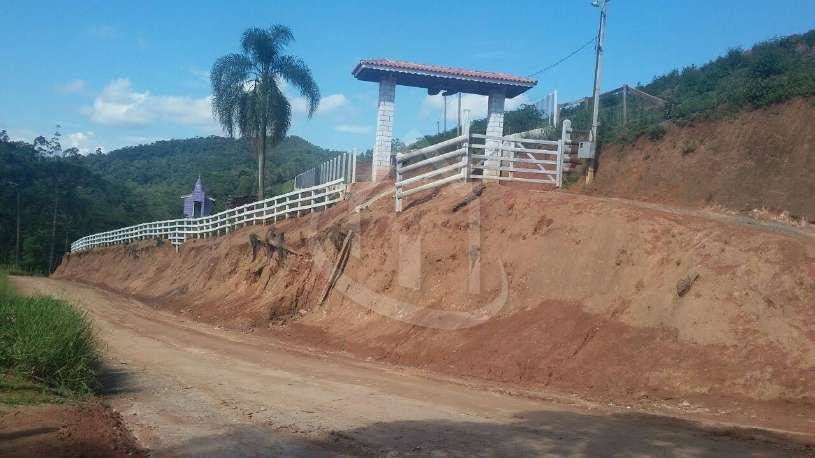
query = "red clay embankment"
(55, 182, 815, 410)
(582, 98, 815, 221)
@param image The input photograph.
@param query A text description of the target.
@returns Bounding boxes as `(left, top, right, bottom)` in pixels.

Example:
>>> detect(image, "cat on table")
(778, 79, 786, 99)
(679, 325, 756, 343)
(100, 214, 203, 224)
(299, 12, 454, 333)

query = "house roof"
(352, 59, 537, 98)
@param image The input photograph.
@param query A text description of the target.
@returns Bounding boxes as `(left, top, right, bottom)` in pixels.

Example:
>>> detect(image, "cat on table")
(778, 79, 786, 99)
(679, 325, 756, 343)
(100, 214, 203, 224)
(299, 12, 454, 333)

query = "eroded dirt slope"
(55, 182, 815, 410)
(583, 98, 815, 220)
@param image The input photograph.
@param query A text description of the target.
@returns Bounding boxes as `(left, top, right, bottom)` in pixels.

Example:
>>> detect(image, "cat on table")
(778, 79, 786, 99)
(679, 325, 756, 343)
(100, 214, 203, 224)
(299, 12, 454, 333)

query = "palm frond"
(211, 53, 253, 137)
(267, 25, 294, 50)
(264, 82, 291, 145)
(241, 25, 293, 70)
(276, 55, 321, 117)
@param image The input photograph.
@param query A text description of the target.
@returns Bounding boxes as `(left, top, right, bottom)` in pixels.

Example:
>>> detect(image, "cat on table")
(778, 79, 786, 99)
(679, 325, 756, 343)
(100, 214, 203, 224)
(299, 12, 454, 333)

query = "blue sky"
(1, 0, 813, 153)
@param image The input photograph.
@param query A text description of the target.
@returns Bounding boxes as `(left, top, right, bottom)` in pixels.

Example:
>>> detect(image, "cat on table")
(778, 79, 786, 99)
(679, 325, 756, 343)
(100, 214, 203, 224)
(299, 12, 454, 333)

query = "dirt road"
(11, 277, 810, 457)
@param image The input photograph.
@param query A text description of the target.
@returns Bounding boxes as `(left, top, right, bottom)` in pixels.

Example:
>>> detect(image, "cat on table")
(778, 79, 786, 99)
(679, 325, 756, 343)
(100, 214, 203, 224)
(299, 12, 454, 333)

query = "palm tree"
(211, 25, 320, 200)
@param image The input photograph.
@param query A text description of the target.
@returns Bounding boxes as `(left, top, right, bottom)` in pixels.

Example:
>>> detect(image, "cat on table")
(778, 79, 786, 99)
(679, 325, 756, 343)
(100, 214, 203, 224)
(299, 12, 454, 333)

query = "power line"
(527, 35, 598, 78)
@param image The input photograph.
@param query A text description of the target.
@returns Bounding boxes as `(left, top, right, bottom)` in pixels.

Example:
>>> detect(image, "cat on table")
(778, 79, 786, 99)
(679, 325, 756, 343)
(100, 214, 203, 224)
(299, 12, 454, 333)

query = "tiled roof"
(353, 59, 536, 86)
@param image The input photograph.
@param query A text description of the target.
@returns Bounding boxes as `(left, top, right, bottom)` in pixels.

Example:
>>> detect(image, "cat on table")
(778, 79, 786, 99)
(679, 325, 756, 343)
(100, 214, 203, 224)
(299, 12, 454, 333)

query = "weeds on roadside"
(0, 269, 100, 398)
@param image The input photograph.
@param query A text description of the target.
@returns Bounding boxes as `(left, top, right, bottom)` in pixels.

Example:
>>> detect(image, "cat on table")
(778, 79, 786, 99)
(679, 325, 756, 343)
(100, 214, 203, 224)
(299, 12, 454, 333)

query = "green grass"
(0, 372, 64, 405)
(0, 269, 100, 400)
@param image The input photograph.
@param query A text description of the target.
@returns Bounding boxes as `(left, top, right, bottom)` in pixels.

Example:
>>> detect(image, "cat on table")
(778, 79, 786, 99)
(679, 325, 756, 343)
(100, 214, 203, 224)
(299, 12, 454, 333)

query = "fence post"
(462, 109, 471, 182)
(395, 152, 402, 212)
(351, 149, 357, 183)
(334, 156, 339, 181)
(556, 139, 564, 188)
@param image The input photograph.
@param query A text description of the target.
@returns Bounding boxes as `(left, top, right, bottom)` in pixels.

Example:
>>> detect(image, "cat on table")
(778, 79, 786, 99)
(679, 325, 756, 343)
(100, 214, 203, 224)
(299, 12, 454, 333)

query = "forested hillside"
(0, 134, 340, 272)
(581, 28, 815, 218)
(0, 140, 147, 272)
(563, 28, 815, 142)
(415, 28, 815, 149)
(83, 135, 340, 220)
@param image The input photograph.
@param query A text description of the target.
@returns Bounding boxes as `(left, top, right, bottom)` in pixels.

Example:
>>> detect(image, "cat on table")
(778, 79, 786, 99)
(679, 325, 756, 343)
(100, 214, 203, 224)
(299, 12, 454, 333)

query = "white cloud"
(291, 92, 348, 116)
(421, 93, 530, 123)
(66, 131, 101, 155)
(189, 67, 210, 83)
(55, 79, 85, 94)
(278, 79, 348, 116)
(334, 124, 371, 134)
(317, 94, 348, 114)
(82, 78, 214, 127)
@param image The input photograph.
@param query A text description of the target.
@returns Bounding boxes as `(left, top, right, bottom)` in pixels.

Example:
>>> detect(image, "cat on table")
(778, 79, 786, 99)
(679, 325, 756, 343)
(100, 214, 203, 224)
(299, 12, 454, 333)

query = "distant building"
(181, 176, 215, 218)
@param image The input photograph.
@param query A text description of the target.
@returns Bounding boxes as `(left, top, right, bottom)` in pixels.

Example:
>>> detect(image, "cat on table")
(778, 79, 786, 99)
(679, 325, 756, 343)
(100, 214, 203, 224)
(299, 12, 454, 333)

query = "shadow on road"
(98, 364, 142, 396)
(152, 409, 813, 457)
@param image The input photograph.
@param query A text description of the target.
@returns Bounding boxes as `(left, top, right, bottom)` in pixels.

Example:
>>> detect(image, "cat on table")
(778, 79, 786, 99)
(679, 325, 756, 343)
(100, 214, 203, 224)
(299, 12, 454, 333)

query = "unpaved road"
(12, 277, 811, 457)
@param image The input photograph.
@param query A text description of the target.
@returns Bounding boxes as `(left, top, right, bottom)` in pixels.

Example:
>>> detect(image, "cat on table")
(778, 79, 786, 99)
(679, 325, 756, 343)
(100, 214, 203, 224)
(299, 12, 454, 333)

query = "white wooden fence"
(70, 179, 347, 252)
(293, 153, 356, 190)
(395, 116, 571, 212)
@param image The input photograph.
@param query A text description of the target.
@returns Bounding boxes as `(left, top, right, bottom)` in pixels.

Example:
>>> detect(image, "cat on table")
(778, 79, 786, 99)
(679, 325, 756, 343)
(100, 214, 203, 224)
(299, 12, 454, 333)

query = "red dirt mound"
(55, 181, 815, 411)
(582, 98, 815, 221)
(0, 402, 145, 458)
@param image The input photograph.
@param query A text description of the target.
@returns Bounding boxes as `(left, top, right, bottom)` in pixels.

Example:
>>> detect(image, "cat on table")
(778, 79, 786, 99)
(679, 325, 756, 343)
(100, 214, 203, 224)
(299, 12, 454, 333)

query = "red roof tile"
(354, 59, 536, 86)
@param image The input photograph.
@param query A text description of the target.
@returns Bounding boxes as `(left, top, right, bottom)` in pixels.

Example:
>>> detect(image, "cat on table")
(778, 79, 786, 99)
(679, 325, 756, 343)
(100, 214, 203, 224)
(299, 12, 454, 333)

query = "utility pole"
(586, 0, 609, 185)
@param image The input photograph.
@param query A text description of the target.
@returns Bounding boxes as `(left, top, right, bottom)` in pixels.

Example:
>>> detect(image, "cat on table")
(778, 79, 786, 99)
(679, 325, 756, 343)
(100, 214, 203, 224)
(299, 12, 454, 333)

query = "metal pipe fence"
(293, 153, 356, 190)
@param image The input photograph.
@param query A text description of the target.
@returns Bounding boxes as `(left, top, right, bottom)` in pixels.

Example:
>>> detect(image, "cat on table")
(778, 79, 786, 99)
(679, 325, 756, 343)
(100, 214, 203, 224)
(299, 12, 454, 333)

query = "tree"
(210, 25, 320, 200)
(33, 125, 65, 157)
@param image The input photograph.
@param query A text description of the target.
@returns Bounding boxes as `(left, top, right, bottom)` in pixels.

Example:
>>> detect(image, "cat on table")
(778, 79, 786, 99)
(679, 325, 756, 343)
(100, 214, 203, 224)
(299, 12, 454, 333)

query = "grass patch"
(0, 372, 65, 405)
(0, 269, 100, 399)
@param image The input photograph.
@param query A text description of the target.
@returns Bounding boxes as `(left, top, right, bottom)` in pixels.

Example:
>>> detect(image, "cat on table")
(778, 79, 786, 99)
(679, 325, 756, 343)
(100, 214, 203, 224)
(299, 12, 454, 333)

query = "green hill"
(562, 28, 815, 143)
(83, 135, 340, 220)
(0, 134, 341, 273)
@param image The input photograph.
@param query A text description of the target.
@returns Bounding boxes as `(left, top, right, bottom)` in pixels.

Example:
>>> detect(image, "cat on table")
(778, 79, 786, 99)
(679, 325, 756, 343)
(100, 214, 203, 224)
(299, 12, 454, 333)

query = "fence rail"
(469, 134, 562, 186)
(394, 117, 572, 212)
(71, 179, 347, 253)
(293, 153, 356, 190)
(394, 121, 470, 212)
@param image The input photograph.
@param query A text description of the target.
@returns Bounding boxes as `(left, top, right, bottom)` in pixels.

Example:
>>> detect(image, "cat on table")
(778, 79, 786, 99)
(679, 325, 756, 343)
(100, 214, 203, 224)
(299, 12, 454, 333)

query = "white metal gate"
(468, 134, 562, 186)
(394, 118, 570, 212)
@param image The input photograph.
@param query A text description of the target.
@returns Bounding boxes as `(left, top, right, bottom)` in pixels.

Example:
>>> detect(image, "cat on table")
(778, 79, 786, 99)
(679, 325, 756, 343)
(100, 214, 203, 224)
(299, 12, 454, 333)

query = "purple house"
(181, 176, 215, 218)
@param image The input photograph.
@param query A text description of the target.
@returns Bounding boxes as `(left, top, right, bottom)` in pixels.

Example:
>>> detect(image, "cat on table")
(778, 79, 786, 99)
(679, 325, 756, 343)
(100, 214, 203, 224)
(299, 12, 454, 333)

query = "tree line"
(0, 132, 336, 273)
